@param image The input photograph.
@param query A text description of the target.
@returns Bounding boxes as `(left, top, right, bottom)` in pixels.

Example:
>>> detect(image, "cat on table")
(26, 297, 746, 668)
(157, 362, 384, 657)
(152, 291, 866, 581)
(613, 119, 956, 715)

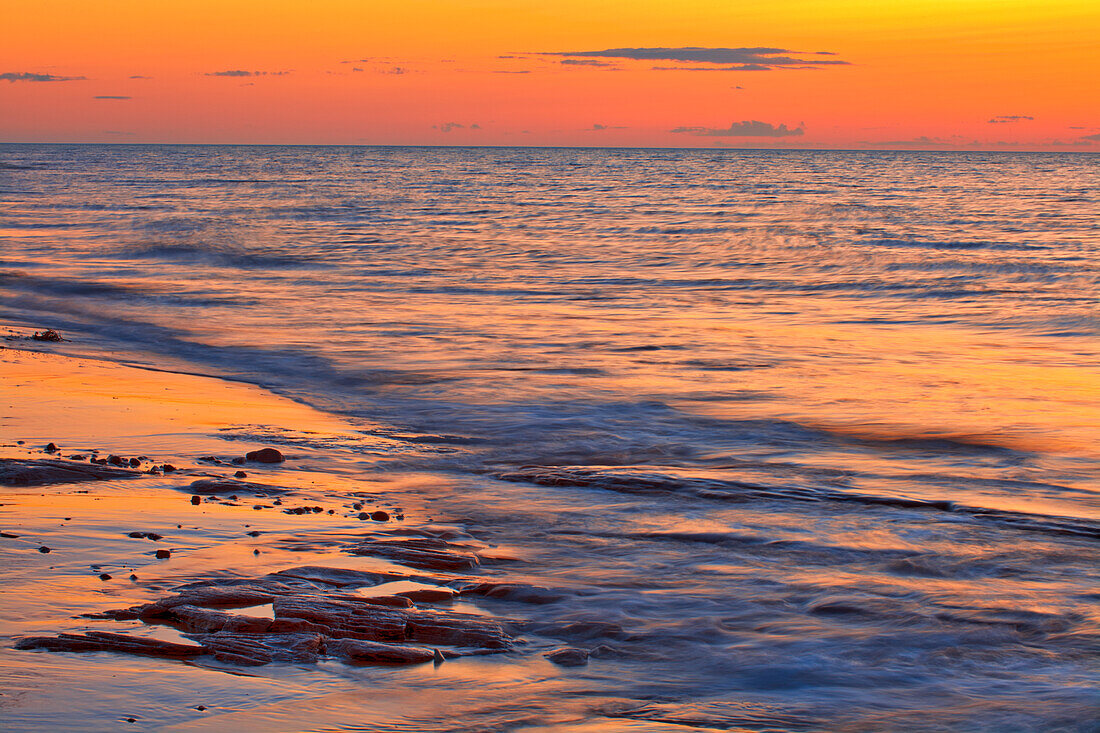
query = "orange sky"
(1, 0, 1097, 149)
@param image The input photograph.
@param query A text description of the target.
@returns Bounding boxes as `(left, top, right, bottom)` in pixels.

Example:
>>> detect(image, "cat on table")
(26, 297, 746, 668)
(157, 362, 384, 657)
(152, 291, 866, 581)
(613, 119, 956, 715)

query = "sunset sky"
(2, 0, 1097, 149)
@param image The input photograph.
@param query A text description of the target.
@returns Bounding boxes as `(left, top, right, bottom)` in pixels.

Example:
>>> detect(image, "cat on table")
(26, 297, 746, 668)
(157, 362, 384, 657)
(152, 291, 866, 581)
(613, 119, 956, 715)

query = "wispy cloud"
(435, 122, 464, 132)
(1082, 133, 1100, 142)
(1, 71, 86, 82)
(671, 120, 804, 137)
(586, 123, 627, 131)
(988, 115, 1034, 123)
(538, 47, 848, 71)
(205, 70, 291, 77)
(94, 95, 131, 100)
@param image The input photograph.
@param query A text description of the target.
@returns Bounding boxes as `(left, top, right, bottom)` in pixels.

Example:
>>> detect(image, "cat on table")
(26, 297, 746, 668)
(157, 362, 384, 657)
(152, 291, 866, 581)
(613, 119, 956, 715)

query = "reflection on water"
(0, 145, 1097, 730)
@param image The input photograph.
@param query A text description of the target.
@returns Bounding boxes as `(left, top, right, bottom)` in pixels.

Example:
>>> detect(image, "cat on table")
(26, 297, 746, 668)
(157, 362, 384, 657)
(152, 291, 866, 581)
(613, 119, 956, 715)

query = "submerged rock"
(0, 458, 140, 487)
(350, 537, 480, 572)
(185, 478, 288, 496)
(15, 632, 203, 659)
(545, 647, 589, 667)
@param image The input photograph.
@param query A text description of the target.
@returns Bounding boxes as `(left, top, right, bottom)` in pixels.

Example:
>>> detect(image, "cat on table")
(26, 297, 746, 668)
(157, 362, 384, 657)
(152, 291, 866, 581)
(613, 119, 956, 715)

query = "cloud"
(205, 70, 291, 77)
(652, 63, 772, 71)
(435, 122, 465, 132)
(1082, 133, 1100, 142)
(94, 95, 131, 100)
(538, 47, 848, 70)
(988, 115, 1034, 123)
(586, 123, 626, 131)
(671, 120, 804, 137)
(1, 71, 86, 82)
(129, 75, 151, 79)
(492, 70, 531, 74)
(561, 59, 613, 67)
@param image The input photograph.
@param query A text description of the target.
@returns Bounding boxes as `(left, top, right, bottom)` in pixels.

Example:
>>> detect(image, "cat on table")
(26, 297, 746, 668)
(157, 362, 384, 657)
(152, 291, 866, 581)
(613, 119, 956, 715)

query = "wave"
(493, 466, 1100, 540)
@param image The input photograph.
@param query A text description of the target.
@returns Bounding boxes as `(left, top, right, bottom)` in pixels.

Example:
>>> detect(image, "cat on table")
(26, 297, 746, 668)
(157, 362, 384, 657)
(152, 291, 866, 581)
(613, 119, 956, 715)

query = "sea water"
(1, 145, 1098, 730)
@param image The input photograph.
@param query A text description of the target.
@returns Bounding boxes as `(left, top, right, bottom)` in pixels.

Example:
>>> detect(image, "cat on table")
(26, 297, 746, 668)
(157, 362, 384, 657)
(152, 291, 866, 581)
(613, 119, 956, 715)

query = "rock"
(99, 573, 113, 581)
(129, 458, 141, 468)
(234, 471, 247, 478)
(15, 632, 204, 659)
(271, 596, 408, 642)
(45, 442, 59, 453)
(349, 538, 480, 572)
(370, 510, 390, 522)
(245, 448, 284, 464)
(108, 455, 125, 466)
(0, 458, 140, 487)
(196, 631, 323, 666)
(545, 647, 589, 667)
(459, 582, 566, 604)
(162, 464, 176, 472)
(186, 478, 287, 496)
(231, 457, 245, 465)
(164, 605, 272, 634)
(433, 647, 445, 664)
(266, 566, 399, 588)
(327, 638, 435, 665)
(396, 588, 455, 604)
(1, 531, 19, 538)
(38, 546, 51, 553)
(155, 549, 171, 559)
(68, 455, 87, 461)
(190, 496, 201, 505)
(31, 329, 64, 342)
(130, 574, 138, 581)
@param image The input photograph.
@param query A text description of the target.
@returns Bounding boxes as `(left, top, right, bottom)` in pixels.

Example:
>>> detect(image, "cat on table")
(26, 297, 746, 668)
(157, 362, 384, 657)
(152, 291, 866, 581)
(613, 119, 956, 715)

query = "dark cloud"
(539, 47, 848, 70)
(94, 95, 131, 100)
(205, 70, 290, 77)
(492, 70, 531, 74)
(988, 115, 1034, 123)
(435, 122, 465, 133)
(129, 75, 151, 79)
(561, 59, 612, 67)
(1082, 133, 1100, 142)
(586, 123, 626, 131)
(653, 64, 771, 71)
(671, 120, 804, 137)
(1, 71, 86, 82)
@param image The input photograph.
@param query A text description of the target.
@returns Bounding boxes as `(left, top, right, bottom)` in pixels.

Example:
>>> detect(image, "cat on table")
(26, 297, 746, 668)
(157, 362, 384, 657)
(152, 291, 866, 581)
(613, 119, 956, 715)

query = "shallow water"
(1, 145, 1098, 730)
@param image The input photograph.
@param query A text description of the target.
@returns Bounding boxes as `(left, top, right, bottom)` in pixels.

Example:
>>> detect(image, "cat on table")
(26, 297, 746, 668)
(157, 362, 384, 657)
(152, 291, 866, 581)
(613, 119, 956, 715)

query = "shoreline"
(0, 340, 568, 730)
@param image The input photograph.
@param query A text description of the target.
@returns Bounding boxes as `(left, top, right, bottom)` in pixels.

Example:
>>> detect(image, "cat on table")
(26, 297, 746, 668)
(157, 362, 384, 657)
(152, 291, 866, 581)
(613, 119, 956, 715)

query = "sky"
(1, 0, 1098, 149)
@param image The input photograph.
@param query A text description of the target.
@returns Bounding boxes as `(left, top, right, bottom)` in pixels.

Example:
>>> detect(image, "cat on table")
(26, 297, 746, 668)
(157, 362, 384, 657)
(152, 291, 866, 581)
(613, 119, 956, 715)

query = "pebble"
(155, 549, 171, 559)
(45, 442, 59, 453)
(190, 496, 201, 505)
(99, 573, 112, 581)
(370, 510, 390, 522)
(234, 470, 247, 478)
(38, 546, 51, 553)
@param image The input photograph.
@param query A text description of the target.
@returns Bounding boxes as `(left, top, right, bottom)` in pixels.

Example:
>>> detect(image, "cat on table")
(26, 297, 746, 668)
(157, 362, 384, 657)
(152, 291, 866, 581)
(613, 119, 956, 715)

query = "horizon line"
(1, 141, 1096, 155)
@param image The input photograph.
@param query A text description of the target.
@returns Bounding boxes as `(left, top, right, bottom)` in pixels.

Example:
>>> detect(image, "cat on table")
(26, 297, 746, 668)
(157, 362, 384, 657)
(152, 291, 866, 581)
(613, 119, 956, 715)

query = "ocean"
(1, 144, 1098, 730)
